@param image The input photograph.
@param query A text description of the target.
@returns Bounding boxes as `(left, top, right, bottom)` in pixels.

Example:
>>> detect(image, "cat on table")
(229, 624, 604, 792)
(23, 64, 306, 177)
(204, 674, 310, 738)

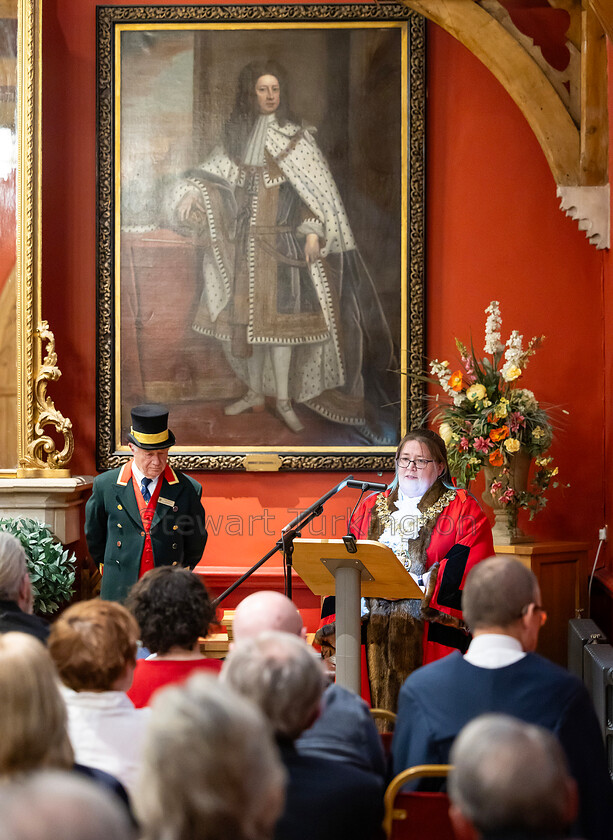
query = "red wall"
(425, 23, 606, 552)
(600, 41, 613, 580)
(40, 3, 608, 612)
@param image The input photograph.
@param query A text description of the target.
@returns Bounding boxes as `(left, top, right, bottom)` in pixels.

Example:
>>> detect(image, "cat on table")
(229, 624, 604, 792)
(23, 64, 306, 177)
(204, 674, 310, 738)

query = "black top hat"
(127, 404, 176, 450)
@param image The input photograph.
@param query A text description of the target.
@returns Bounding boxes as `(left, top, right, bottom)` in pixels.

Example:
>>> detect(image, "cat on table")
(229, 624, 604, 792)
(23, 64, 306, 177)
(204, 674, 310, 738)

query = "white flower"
(504, 330, 523, 365)
(484, 300, 504, 354)
(429, 360, 455, 397)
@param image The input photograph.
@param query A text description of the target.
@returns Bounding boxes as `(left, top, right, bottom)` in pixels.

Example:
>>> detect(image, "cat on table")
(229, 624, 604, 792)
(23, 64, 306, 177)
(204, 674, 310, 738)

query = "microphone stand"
(212, 475, 355, 607)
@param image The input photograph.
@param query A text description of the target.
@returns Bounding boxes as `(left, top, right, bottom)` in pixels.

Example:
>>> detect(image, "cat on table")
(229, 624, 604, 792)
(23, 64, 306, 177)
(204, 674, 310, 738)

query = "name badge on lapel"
(158, 497, 174, 507)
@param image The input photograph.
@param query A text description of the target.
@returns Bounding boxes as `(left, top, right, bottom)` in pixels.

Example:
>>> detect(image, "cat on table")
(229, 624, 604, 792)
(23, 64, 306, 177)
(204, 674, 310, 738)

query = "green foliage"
(0, 517, 76, 614)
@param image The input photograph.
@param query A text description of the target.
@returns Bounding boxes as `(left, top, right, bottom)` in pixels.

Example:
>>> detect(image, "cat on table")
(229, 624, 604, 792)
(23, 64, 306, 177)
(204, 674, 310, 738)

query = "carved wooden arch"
(402, 0, 610, 248)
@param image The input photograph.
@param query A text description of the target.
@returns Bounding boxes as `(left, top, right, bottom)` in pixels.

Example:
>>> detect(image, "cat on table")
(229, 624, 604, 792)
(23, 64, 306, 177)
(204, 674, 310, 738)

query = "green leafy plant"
(0, 517, 76, 614)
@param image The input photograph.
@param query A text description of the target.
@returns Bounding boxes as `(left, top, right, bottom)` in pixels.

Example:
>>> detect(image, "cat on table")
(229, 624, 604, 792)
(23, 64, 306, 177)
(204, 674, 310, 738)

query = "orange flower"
(489, 449, 504, 467)
(448, 370, 465, 392)
(489, 426, 509, 442)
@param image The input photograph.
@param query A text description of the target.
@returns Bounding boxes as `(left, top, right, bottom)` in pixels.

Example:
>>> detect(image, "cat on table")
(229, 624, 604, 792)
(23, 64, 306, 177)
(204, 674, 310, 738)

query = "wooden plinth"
(494, 541, 589, 667)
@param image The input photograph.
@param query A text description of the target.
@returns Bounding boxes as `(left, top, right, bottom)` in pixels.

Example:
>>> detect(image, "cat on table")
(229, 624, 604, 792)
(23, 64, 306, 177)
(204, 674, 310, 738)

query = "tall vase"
(482, 450, 533, 545)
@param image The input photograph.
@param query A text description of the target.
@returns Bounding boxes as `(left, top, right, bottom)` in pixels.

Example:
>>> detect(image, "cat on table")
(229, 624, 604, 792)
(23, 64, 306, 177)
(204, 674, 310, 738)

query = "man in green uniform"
(85, 404, 207, 602)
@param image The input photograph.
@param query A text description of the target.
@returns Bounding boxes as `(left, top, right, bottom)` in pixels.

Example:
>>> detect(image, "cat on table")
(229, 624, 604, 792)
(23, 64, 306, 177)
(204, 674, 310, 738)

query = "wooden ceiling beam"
(588, 0, 613, 43)
(401, 0, 609, 245)
(581, 2, 608, 184)
(404, 0, 581, 184)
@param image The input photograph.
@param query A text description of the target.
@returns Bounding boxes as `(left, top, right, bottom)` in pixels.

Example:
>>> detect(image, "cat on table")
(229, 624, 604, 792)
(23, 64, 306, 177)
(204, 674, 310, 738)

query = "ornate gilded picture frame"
(7, 0, 74, 479)
(96, 3, 425, 471)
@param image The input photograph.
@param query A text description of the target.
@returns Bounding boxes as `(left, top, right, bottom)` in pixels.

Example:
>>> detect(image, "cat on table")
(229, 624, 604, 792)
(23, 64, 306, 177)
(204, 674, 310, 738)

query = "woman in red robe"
(319, 428, 494, 712)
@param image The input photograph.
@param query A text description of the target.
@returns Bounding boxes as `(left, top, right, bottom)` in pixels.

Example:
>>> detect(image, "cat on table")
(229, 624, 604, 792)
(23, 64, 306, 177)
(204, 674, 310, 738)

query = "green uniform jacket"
(85, 461, 208, 602)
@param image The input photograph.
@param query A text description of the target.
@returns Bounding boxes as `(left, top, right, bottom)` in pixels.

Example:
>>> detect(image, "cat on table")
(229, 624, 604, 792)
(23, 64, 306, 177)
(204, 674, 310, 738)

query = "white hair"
(137, 674, 286, 840)
(0, 531, 28, 601)
(449, 714, 573, 836)
(221, 631, 326, 739)
(0, 770, 134, 840)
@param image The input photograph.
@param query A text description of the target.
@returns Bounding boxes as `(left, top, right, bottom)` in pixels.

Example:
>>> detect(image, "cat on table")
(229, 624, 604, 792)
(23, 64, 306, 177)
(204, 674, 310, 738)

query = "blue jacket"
(392, 649, 613, 840)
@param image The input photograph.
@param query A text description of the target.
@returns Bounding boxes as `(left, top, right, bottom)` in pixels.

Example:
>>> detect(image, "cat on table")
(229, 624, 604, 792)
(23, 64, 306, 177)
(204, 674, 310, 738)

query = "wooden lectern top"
(291, 538, 423, 600)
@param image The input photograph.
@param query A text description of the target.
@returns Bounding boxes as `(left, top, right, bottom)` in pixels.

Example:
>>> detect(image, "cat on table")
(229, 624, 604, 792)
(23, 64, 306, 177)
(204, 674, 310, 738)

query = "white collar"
(59, 684, 136, 709)
(243, 114, 276, 166)
(393, 488, 421, 514)
(131, 461, 161, 493)
(464, 633, 526, 669)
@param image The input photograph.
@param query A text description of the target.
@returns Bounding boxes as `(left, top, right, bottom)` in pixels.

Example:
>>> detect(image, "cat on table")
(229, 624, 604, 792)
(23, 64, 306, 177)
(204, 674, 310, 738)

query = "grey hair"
(137, 674, 286, 840)
(0, 531, 28, 601)
(0, 770, 134, 840)
(221, 631, 327, 740)
(462, 556, 539, 631)
(449, 714, 572, 836)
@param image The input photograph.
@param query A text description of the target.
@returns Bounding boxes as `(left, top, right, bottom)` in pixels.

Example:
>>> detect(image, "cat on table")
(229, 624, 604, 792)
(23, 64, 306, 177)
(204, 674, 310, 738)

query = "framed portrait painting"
(96, 3, 425, 471)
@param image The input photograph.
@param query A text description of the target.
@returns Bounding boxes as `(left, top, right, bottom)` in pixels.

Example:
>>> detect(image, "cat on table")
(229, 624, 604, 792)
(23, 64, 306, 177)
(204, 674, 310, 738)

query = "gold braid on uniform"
(366, 479, 464, 628)
(374, 487, 457, 572)
(365, 479, 467, 713)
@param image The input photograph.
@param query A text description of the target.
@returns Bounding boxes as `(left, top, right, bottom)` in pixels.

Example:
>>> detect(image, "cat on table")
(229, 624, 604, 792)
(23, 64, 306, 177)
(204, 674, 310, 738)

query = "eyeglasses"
(520, 603, 548, 626)
(396, 457, 434, 470)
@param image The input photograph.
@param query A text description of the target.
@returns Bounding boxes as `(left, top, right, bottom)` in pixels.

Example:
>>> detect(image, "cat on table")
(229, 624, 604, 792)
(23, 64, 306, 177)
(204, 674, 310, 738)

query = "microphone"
(342, 478, 387, 554)
(346, 479, 388, 492)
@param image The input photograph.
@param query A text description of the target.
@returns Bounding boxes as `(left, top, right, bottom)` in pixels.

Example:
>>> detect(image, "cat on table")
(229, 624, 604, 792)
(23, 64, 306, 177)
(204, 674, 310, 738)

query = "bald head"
(233, 591, 305, 643)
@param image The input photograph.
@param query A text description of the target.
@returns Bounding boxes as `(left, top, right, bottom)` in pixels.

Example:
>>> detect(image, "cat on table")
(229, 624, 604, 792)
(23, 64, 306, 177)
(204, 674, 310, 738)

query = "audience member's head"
(0, 632, 73, 775)
(125, 566, 215, 654)
(137, 674, 286, 840)
(0, 770, 134, 840)
(222, 631, 326, 740)
(0, 531, 33, 612)
(232, 590, 305, 643)
(48, 599, 138, 692)
(448, 714, 577, 840)
(462, 556, 544, 650)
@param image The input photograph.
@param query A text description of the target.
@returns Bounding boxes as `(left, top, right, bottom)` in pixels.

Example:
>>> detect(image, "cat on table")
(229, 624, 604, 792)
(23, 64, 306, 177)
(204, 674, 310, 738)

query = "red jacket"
(351, 488, 494, 664)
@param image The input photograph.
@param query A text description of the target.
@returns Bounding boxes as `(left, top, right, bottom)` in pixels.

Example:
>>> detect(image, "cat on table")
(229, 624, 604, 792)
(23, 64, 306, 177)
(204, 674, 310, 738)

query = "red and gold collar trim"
(116, 462, 178, 486)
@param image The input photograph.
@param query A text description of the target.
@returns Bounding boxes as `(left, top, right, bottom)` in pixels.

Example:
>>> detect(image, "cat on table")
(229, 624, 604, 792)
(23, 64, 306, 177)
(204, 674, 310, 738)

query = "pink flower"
(490, 480, 503, 493)
(459, 437, 470, 452)
(474, 436, 492, 453)
(509, 411, 525, 433)
(461, 354, 476, 378)
(498, 488, 517, 505)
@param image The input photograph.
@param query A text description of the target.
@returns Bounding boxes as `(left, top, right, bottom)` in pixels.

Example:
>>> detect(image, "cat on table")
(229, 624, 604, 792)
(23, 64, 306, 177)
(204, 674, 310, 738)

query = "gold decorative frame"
(96, 3, 425, 472)
(15, 0, 73, 477)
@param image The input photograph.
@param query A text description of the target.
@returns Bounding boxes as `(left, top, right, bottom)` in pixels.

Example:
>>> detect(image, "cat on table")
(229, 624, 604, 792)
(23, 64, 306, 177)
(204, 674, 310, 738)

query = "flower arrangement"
(428, 301, 561, 520)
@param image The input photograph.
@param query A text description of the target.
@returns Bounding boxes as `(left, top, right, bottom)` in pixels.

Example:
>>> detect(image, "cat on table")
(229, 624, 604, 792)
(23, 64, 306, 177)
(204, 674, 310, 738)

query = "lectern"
(292, 538, 423, 694)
